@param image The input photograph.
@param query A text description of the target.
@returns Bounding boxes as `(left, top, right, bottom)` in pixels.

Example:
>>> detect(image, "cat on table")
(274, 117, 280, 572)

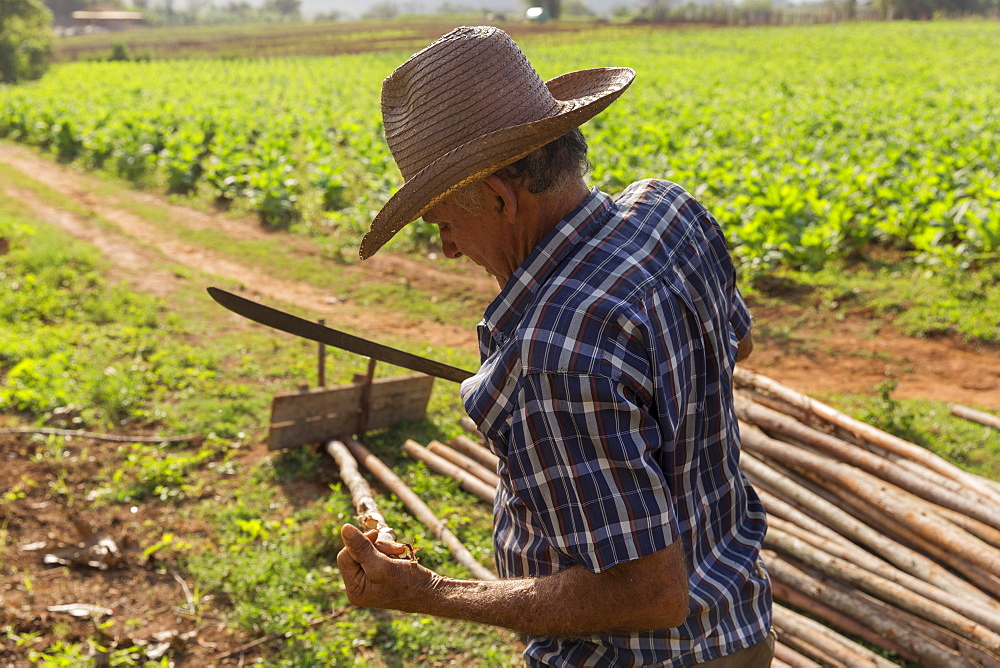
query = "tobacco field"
(1, 22, 999, 269)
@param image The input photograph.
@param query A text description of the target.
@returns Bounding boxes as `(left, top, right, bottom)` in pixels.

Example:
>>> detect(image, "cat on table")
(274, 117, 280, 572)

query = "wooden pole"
(427, 441, 500, 488)
(737, 420, 1000, 577)
(734, 366, 1000, 504)
(773, 642, 822, 668)
(0, 427, 201, 443)
(326, 439, 396, 545)
(773, 604, 897, 667)
(770, 580, 916, 662)
(764, 554, 965, 666)
(403, 440, 496, 504)
(951, 404, 1000, 431)
(757, 488, 848, 544)
(317, 318, 326, 387)
(356, 357, 378, 435)
(736, 394, 1000, 529)
(768, 516, 1000, 631)
(448, 434, 499, 470)
(343, 438, 497, 581)
(741, 447, 978, 596)
(458, 416, 485, 442)
(766, 526, 1000, 648)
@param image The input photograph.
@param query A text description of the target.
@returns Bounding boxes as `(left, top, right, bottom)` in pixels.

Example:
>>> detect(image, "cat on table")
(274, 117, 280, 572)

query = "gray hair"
(448, 128, 590, 212)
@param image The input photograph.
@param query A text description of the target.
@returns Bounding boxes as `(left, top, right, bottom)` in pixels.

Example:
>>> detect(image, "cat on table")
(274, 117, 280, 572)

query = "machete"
(207, 287, 475, 384)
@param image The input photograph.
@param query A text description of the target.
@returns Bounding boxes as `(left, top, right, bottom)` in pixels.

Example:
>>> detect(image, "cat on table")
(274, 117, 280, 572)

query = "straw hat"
(358, 25, 635, 260)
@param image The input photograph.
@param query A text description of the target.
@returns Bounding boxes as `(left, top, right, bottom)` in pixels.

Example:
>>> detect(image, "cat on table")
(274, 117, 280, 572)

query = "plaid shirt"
(460, 180, 771, 666)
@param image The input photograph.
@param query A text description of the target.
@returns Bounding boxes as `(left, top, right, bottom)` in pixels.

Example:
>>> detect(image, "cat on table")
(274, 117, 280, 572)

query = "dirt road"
(2, 143, 998, 409)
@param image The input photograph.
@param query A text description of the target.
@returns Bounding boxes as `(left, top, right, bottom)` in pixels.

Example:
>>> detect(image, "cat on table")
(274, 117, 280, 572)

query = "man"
(338, 26, 772, 667)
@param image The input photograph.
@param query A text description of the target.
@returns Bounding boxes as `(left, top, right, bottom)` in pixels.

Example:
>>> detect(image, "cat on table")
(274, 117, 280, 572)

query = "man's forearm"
(419, 559, 685, 636)
(338, 525, 689, 636)
(419, 574, 564, 635)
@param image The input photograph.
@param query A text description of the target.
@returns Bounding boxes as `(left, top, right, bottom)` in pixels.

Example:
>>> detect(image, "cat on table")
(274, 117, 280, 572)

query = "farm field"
(1, 19, 999, 666)
(2, 22, 999, 274)
(50, 19, 636, 62)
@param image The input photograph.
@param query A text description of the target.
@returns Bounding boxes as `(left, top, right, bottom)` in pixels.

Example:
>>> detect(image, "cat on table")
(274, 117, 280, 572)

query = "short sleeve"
(730, 286, 752, 342)
(503, 371, 681, 574)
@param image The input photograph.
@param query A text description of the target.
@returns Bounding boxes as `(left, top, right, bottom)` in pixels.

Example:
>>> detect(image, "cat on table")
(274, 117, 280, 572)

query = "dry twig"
(0, 427, 201, 443)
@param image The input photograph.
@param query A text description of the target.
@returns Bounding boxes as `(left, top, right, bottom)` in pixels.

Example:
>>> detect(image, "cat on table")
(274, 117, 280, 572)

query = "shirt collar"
(481, 188, 616, 344)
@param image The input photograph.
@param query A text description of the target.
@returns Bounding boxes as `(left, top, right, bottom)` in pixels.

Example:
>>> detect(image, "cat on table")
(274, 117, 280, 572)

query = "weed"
(142, 532, 193, 562)
(108, 443, 218, 503)
(860, 380, 922, 445)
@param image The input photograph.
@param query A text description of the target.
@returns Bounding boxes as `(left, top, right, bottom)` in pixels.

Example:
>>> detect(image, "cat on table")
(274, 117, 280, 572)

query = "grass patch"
(829, 381, 1000, 482)
(0, 186, 515, 664)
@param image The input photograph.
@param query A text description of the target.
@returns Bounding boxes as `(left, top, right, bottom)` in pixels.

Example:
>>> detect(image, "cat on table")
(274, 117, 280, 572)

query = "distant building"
(71, 10, 145, 30)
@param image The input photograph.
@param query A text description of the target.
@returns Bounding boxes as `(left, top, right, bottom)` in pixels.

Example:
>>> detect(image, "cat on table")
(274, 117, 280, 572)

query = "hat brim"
(359, 66, 635, 260)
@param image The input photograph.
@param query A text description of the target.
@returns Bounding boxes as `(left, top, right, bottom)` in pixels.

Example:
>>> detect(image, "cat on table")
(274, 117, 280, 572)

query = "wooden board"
(267, 374, 435, 450)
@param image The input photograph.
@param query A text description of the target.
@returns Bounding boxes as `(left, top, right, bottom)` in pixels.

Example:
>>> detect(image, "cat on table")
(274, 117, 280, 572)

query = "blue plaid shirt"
(460, 180, 771, 666)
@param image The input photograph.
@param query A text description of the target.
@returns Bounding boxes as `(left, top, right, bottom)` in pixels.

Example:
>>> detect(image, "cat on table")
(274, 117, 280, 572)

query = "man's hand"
(337, 524, 440, 611)
(736, 330, 754, 362)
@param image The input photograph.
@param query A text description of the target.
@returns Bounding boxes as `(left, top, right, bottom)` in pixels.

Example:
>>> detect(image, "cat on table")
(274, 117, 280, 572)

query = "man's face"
(422, 196, 514, 284)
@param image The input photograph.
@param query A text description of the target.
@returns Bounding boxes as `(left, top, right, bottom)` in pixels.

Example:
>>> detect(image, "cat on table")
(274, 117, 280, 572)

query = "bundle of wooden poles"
(326, 368, 1000, 667)
(734, 367, 1000, 667)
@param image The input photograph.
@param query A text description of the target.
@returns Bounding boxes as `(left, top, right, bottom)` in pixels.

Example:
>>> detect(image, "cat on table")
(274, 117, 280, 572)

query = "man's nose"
(439, 231, 462, 259)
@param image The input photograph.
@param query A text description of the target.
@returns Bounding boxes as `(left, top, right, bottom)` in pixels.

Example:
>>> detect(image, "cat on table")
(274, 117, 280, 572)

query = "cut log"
(764, 553, 965, 667)
(764, 455, 1000, 606)
(774, 642, 822, 668)
(738, 421, 1000, 578)
(770, 579, 916, 662)
(768, 516, 1000, 632)
(0, 427, 201, 443)
(756, 488, 849, 545)
(869, 597, 1000, 666)
(776, 456, 1000, 601)
(951, 404, 1000, 431)
(936, 504, 1000, 550)
(737, 387, 812, 424)
(766, 526, 1000, 650)
(342, 438, 497, 581)
(741, 447, 979, 596)
(834, 496, 1000, 600)
(403, 439, 497, 504)
(448, 434, 500, 470)
(773, 603, 897, 667)
(736, 394, 1000, 529)
(777, 634, 849, 668)
(734, 366, 1000, 505)
(428, 440, 500, 487)
(458, 416, 485, 441)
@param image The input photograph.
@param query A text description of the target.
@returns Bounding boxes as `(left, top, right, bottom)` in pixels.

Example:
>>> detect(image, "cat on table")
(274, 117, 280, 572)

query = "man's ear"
(482, 174, 518, 224)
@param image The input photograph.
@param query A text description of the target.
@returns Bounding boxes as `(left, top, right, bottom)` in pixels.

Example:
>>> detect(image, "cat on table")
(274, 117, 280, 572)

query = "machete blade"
(207, 287, 475, 384)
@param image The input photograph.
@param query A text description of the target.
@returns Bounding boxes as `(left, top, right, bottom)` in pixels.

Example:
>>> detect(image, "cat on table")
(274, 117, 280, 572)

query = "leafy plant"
(3, 23, 997, 265)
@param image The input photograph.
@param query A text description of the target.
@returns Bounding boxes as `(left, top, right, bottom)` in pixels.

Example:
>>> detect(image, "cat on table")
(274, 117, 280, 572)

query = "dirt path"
(0, 144, 492, 350)
(2, 143, 998, 409)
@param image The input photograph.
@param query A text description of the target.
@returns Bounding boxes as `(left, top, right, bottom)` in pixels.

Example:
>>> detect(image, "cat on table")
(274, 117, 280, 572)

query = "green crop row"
(1, 21, 998, 269)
